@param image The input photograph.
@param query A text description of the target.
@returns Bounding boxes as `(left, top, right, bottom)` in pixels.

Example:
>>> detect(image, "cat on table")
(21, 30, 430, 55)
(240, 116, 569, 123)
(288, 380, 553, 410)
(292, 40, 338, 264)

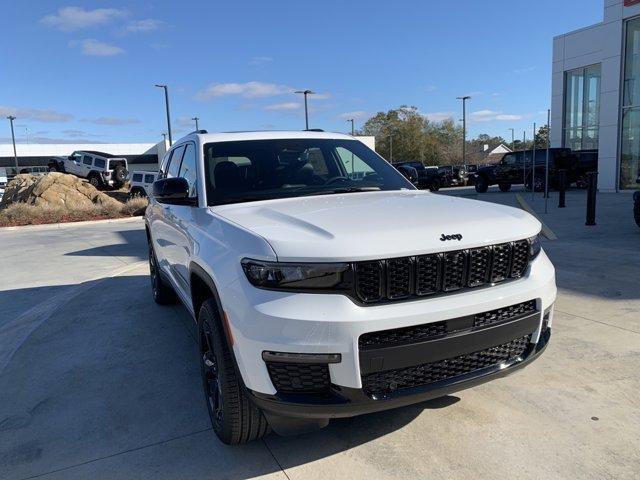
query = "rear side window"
(132, 173, 143, 182)
(167, 145, 185, 178)
(144, 174, 155, 183)
(94, 158, 106, 168)
(178, 143, 198, 197)
(83, 156, 93, 165)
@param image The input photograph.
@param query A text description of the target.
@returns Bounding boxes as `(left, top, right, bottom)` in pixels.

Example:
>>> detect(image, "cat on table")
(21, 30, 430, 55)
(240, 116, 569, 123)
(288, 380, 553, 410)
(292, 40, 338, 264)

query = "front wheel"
(88, 174, 103, 189)
(429, 179, 440, 192)
(148, 242, 176, 304)
(198, 299, 270, 444)
(475, 176, 489, 193)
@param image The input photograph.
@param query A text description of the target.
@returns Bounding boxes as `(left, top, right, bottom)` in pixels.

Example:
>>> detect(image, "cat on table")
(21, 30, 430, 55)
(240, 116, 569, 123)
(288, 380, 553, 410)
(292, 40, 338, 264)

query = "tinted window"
(178, 143, 198, 197)
(132, 173, 143, 182)
(94, 158, 106, 168)
(82, 156, 93, 165)
(203, 138, 411, 206)
(167, 145, 185, 178)
(144, 174, 155, 183)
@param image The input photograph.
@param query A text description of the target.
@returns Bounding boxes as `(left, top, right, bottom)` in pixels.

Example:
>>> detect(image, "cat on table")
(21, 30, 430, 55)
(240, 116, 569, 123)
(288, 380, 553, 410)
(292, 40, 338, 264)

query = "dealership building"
(552, 0, 640, 191)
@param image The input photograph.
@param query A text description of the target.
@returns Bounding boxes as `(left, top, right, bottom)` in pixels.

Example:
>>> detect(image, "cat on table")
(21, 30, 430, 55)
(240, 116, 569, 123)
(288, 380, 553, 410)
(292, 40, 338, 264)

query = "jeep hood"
(212, 190, 541, 262)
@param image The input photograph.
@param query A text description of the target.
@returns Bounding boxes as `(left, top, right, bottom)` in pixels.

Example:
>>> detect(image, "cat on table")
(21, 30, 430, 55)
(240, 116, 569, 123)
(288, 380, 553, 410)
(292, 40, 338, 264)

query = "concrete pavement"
(0, 191, 638, 479)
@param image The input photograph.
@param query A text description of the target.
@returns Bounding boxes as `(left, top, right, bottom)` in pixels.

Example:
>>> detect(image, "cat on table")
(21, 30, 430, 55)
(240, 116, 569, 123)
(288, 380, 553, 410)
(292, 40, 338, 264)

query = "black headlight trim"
(241, 259, 354, 292)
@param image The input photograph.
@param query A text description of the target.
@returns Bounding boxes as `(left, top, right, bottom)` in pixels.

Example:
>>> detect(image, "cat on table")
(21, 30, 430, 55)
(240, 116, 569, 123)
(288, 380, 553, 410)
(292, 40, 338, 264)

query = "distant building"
(551, 0, 640, 191)
(484, 144, 512, 164)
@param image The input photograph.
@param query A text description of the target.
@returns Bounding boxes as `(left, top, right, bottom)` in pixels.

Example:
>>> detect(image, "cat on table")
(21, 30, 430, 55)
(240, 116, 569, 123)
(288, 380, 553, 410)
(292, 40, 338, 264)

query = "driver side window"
(503, 154, 516, 166)
(335, 147, 374, 180)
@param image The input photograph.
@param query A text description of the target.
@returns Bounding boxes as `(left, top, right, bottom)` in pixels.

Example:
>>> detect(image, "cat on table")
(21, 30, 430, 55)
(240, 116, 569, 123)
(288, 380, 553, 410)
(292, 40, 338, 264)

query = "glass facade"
(563, 65, 601, 151)
(621, 17, 640, 190)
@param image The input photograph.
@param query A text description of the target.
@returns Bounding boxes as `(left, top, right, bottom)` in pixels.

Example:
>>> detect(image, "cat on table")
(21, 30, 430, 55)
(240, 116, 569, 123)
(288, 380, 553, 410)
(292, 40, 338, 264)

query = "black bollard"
(558, 169, 567, 208)
(585, 171, 598, 226)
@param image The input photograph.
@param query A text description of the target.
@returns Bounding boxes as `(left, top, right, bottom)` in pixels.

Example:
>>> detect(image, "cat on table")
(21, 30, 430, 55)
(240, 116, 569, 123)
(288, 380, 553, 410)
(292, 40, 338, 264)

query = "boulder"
(0, 173, 121, 210)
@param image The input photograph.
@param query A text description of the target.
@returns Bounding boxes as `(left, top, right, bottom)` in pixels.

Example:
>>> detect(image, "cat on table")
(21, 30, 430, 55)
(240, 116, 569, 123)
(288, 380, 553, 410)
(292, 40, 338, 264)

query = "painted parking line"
(515, 194, 558, 240)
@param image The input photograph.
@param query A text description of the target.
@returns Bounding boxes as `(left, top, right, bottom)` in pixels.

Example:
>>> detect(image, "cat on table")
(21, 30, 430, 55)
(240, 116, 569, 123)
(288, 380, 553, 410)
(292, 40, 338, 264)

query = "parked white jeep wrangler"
(48, 150, 128, 189)
(129, 171, 158, 198)
(145, 130, 556, 444)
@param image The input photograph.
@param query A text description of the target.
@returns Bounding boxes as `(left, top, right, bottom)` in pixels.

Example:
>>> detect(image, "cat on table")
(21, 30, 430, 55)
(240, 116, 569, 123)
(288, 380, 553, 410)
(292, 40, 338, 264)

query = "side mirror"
(152, 177, 196, 205)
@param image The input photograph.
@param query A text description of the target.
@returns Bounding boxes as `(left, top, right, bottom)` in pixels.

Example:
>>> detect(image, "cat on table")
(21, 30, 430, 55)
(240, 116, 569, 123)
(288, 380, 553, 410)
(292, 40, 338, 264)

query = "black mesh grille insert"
(474, 300, 536, 328)
(266, 363, 330, 393)
(362, 336, 531, 397)
(354, 261, 383, 303)
(386, 257, 413, 299)
(359, 300, 536, 349)
(510, 240, 530, 278)
(359, 321, 447, 349)
(354, 240, 532, 304)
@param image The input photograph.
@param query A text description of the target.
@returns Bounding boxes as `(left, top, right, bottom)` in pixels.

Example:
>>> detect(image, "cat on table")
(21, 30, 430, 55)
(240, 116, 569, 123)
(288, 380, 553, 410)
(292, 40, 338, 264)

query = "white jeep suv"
(145, 130, 556, 444)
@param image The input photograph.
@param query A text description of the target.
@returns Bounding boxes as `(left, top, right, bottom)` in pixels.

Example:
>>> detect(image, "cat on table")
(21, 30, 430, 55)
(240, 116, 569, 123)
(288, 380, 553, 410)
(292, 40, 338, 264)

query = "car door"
(150, 144, 191, 295)
(67, 152, 82, 175)
(169, 142, 199, 287)
(81, 155, 93, 177)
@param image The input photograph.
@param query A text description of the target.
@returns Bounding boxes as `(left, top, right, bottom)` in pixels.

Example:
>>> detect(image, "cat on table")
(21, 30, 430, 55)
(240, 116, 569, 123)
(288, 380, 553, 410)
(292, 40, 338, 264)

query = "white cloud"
(41, 6, 127, 31)
(125, 19, 163, 33)
(86, 117, 140, 125)
(265, 102, 300, 111)
(513, 66, 536, 74)
(71, 39, 124, 56)
(339, 111, 368, 120)
(62, 129, 104, 138)
(423, 111, 454, 122)
(313, 93, 332, 100)
(425, 85, 437, 92)
(195, 81, 293, 100)
(0, 106, 73, 123)
(248, 56, 273, 66)
(469, 110, 523, 122)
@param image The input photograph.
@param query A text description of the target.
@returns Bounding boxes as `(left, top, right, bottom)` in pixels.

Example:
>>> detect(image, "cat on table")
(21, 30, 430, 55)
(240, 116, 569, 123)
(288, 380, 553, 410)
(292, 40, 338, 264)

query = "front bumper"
(226, 251, 556, 396)
(249, 326, 550, 419)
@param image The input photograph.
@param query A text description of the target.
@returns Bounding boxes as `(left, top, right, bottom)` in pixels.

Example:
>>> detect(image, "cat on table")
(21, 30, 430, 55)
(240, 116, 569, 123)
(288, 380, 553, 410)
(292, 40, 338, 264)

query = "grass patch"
(0, 197, 149, 227)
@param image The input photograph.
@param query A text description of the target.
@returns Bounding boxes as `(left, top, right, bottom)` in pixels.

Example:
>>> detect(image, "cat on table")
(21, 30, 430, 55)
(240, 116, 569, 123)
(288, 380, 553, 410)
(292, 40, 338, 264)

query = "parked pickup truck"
(474, 148, 597, 193)
(393, 161, 441, 190)
(146, 130, 556, 444)
(48, 150, 128, 189)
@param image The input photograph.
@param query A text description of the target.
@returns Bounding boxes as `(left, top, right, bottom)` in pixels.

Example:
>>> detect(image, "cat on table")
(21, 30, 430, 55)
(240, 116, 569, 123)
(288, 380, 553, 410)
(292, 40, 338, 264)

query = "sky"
(1, 0, 605, 145)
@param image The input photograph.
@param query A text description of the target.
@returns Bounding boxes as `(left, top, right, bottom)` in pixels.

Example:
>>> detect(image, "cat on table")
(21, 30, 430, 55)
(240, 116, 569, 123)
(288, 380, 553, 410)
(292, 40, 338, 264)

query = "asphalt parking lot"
(1, 188, 639, 479)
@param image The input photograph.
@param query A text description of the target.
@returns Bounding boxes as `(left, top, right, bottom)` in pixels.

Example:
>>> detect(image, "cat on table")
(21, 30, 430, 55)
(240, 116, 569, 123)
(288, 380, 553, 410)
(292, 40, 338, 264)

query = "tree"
(534, 124, 549, 149)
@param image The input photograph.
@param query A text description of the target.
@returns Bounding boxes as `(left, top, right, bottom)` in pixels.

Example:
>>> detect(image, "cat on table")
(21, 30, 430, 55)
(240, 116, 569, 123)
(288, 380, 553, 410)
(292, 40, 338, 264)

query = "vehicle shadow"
(0, 274, 459, 480)
(63, 228, 148, 260)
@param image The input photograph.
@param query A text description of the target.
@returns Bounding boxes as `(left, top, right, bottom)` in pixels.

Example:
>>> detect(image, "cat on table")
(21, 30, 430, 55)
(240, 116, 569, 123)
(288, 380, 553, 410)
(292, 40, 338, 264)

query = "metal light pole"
(531, 122, 536, 201)
(545, 109, 551, 212)
(508, 128, 515, 152)
(346, 118, 355, 135)
(457, 96, 471, 165)
(192, 117, 200, 131)
(522, 130, 527, 187)
(155, 84, 173, 146)
(389, 134, 393, 163)
(294, 90, 315, 130)
(7, 115, 18, 171)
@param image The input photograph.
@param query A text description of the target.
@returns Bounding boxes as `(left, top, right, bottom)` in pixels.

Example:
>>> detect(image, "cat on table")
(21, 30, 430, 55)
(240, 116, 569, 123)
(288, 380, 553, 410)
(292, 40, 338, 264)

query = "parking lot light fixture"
(346, 118, 355, 135)
(509, 128, 515, 152)
(192, 117, 200, 131)
(294, 90, 315, 130)
(6, 115, 18, 170)
(456, 96, 471, 164)
(155, 84, 173, 146)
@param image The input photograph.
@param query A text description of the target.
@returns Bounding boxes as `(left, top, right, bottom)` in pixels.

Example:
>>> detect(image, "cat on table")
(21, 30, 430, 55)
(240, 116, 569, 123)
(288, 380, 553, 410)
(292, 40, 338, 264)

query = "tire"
(113, 166, 127, 184)
(148, 241, 176, 304)
(475, 176, 489, 193)
(48, 165, 58, 172)
(88, 174, 103, 189)
(198, 299, 270, 445)
(429, 179, 440, 192)
(498, 183, 511, 192)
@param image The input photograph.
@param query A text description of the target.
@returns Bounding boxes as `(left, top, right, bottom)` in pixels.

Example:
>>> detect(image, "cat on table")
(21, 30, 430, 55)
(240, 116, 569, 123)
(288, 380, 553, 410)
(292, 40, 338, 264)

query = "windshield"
(203, 138, 414, 206)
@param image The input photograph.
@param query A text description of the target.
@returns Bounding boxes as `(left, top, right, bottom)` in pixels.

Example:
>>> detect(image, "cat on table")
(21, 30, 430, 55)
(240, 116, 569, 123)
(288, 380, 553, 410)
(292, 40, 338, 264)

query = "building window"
(563, 65, 601, 152)
(621, 17, 640, 190)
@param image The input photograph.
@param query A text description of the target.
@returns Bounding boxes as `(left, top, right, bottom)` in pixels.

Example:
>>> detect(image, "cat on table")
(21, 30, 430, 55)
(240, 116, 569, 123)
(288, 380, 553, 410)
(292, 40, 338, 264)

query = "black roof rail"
(191, 130, 208, 134)
(305, 128, 324, 132)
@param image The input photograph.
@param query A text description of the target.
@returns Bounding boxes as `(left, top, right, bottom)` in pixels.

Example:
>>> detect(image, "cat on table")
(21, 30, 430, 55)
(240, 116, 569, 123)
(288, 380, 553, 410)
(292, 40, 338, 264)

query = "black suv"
(474, 148, 598, 193)
(393, 161, 441, 191)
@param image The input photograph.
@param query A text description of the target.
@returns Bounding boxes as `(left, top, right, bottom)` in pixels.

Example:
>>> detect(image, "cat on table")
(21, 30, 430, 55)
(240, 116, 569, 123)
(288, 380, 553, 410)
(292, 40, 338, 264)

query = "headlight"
(241, 259, 353, 291)
(528, 235, 541, 260)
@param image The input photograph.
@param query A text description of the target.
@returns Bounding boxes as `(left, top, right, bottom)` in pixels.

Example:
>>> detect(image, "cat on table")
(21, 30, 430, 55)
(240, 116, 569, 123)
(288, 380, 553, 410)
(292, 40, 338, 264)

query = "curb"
(0, 215, 144, 232)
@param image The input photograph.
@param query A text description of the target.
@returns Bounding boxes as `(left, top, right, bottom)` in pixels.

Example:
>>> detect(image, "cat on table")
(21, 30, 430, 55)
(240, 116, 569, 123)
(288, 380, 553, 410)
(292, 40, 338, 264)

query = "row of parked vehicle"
(392, 162, 473, 191)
